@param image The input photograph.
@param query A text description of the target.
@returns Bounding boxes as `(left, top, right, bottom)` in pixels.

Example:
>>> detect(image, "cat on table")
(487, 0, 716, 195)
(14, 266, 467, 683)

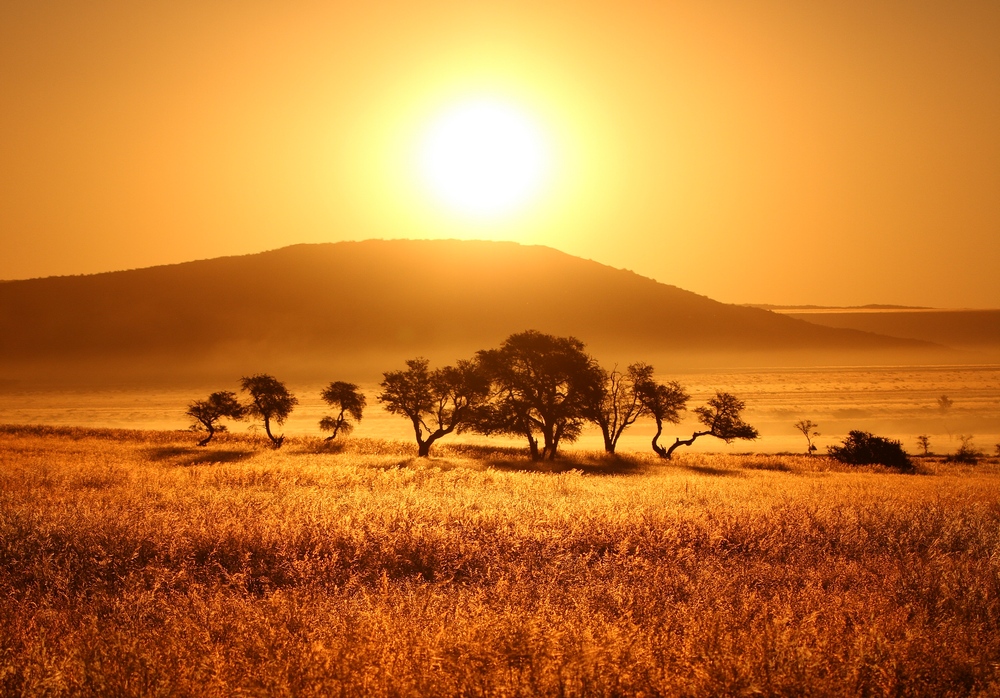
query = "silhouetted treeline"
(187, 330, 759, 458)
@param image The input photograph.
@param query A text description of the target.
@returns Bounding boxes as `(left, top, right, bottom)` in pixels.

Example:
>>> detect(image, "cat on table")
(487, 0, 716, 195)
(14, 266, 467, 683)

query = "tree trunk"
(601, 423, 615, 453)
(664, 431, 711, 459)
(416, 426, 451, 457)
(263, 415, 283, 448)
(526, 433, 540, 461)
(198, 423, 215, 447)
(541, 424, 557, 461)
(650, 417, 667, 458)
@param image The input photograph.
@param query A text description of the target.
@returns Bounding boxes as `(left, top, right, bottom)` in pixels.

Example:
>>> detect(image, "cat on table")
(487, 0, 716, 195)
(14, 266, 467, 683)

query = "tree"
(916, 434, 931, 456)
(652, 391, 758, 460)
(319, 381, 366, 440)
(937, 394, 954, 437)
(186, 391, 245, 446)
(793, 419, 820, 454)
(378, 357, 489, 457)
(632, 364, 689, 459)
(240, 374, 298, 448)
(584, 363, 650, 454)
(828, 430, 912, 471)
(475, 331, 603, 460)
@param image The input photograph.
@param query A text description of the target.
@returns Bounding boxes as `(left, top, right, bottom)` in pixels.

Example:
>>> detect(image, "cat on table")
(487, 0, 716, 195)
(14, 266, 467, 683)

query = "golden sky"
(2, 1, 998, 308)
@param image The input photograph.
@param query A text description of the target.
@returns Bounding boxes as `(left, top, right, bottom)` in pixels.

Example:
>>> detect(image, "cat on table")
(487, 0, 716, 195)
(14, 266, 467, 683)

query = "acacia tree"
(794, 419, 820, 454)
(916, 434, 931, 456)
(632, 364, 690, 459)
(647, 390, 758, 460)
(319, 381, 366, 440)
(378, 357, 489, 457)
(586, 363, 651, 453)
(240, 374, 298, 448)
(186, 390, 245, 446)
(475, 330, 603, 460)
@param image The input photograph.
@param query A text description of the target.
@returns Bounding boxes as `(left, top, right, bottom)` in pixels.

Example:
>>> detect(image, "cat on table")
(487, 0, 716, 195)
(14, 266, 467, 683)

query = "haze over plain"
(2, 1, 998, 309)
(0, 240, 967, 387)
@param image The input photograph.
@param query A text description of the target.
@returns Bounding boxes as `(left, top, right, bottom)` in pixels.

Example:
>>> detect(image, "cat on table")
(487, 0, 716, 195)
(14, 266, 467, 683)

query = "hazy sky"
(2, 1, 998, 307)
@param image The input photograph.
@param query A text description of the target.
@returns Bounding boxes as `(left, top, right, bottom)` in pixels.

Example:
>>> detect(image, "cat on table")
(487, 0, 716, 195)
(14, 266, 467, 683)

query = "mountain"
(770, 307, 1000, 355)
(0, 239, 949, 385)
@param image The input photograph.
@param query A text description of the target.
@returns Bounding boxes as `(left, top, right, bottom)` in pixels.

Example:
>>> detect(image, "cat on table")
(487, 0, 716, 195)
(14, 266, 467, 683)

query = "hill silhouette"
(775, 308, 1000, 355)
(0, 240, 948, 385)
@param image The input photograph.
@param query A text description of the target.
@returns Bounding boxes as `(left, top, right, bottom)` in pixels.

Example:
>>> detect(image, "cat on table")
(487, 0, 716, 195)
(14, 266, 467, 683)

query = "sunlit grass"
(1, 425, 999, 696)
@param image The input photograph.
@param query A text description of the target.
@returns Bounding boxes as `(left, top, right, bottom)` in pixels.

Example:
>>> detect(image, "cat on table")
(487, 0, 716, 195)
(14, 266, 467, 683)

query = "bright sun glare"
(416, 99, 553, 220)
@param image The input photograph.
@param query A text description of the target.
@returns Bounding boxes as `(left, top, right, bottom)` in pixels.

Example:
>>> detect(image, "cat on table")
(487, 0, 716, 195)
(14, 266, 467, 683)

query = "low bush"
(946, 436, 983, 465)
(827, 430, 913, 471)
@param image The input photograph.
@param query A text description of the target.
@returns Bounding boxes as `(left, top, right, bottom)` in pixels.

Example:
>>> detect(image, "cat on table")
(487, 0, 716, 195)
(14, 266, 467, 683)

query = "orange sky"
(2, 1, 998, 308)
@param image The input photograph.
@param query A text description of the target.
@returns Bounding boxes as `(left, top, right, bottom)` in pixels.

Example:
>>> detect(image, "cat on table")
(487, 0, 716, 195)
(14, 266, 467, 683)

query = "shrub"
(945, 435, 983, 465)
(828, 430, 913, 471)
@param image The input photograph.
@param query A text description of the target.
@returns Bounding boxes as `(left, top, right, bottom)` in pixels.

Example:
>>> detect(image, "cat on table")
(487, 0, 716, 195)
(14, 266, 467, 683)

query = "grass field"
(2, 425, 999, 696)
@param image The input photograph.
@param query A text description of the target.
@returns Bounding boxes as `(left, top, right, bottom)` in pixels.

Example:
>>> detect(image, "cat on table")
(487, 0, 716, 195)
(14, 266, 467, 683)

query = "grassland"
(2, 424, 999, 697)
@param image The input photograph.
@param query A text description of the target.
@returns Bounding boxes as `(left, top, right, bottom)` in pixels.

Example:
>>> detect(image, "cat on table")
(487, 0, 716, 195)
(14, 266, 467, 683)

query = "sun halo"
(415, 99, 553, 220)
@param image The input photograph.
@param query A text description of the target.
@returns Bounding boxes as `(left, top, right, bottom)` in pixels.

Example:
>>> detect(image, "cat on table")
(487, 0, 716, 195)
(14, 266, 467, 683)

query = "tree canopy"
(186, 390, 245, 446)
(378, 358, 489, 457)
(319, 381, 366, 440)
(585, 363, 651, 453)
(475, 330, 603, 460)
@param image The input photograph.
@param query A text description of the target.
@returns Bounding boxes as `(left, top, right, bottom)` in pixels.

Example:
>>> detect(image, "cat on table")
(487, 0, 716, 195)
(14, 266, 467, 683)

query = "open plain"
(1, 425, 999, 696)
(2, 364, 997, 456)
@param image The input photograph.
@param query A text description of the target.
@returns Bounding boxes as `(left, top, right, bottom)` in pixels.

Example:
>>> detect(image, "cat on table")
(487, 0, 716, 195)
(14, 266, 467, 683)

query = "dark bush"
(828, 430, 913, 471)
(945, 435, 983, 465)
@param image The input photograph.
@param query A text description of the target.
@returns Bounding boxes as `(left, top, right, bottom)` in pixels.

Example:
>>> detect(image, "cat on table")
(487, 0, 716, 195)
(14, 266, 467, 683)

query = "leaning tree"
(378, 357, 489, 457)
(632, 364, 690, 459)
(319, 381, 366, 440)
(475, 330, 603, 460)
(186, 390, 245, 446)
(653, 391, 758, 459)
(240, 374, 298, 448)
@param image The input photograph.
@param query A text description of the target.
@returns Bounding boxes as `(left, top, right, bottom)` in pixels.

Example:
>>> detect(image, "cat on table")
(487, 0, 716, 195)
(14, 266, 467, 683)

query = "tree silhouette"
(240, 374, 298, 448)
(475, 331, 603, 460)
(937, 395, 953, 413)
(378, 358, 489, 457)
(916, 434, 931, 456)
(649, 391, 758, 459)
(186, 391, 245, 446)
(937, 394, 954, 437)
(632, 365, 690, 459)
(319, 381, 366, 440)
(793, 419, 820, 454)
(585, 363, 650, 454)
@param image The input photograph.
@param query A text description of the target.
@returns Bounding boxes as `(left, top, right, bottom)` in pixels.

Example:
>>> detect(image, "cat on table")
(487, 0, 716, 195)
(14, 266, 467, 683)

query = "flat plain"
(2, 364, 997, 456)
(1, 425, 999, 696)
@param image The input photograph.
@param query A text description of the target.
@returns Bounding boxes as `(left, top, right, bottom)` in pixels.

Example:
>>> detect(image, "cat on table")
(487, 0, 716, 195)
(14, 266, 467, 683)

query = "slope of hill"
(0, 240, 949, 385)
(765, 308, 1000, 355)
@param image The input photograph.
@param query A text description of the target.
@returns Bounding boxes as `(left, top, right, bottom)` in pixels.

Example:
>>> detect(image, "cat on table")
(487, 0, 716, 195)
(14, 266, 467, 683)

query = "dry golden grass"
(1, 424, 999, 697)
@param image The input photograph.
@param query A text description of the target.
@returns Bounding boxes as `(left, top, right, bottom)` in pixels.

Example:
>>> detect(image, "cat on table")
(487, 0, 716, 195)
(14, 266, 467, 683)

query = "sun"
(416, 99, 553, 220)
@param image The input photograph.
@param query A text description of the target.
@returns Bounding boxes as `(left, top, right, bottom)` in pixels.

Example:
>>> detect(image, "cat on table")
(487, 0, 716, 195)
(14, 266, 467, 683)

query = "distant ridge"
(0, 239, 949, 384)
(747, 304, 933, 311)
